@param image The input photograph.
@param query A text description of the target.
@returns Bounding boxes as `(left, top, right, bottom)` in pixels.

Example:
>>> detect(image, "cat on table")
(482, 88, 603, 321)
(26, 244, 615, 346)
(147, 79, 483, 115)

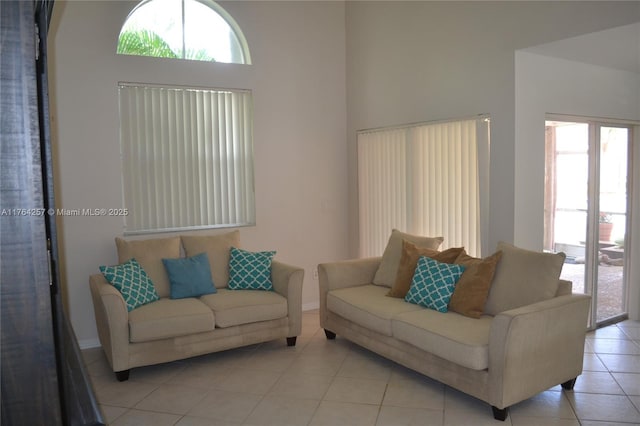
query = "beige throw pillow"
(181, 230, 240, 289)
(387, 241, 463, 298)
(483, 242, 566, 315)
(115, 236, 181, 298)
(448, 250, 502, 318)
(372, 229, 444, 288)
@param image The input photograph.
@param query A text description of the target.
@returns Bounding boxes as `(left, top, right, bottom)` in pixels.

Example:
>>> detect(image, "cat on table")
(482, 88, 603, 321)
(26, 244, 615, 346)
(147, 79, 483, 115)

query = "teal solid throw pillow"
(162, 252, 217, 299)
(100, 258, 160, 311)
(404, 256, 466, 313)
(228, 247, 276, 291)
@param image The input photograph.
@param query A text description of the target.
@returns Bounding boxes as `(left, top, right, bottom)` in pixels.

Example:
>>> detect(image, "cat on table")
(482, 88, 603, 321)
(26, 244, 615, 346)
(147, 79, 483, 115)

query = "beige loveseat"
(90, 230, 303, 381)
(319, 231, 591, 421)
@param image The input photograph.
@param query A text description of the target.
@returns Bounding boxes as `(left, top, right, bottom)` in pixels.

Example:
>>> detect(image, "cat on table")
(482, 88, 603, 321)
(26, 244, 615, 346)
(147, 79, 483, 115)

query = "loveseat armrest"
(89, 274, 130, 373)
(318, 257, 381, 328)
(271, 260, 304, 337)
(488, 293, 591, 409)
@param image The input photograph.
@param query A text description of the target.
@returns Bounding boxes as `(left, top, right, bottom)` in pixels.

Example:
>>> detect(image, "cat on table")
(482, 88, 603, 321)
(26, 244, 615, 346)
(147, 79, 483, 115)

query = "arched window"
(117, 0, 251, 64)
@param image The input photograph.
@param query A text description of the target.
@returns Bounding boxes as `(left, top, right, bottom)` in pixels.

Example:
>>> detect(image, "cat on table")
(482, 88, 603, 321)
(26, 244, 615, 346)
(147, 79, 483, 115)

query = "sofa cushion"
(449, 250, 503, 318)
(116, 236, 181, 298)
(228, 247, 276, 291)
(392, 309, 493, 370)
(181, 230, 240, 289)
(128, 298, 215, 343)
(484, 242, 565, 316)
(373, 229, 444, 288)
(162, 252, 217, 299)
(404, 256, 466, 313)
(327, 285, 424, 336)
(387, 241, 464, 298)
(100, 258, 159, 311)
(200, 288, 287, 328)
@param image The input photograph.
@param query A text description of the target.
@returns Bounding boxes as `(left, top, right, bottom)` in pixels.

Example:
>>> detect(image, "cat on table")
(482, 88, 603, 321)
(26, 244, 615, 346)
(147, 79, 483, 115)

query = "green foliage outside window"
(117, 28, 215, 61)
(117, 29, 178, 58)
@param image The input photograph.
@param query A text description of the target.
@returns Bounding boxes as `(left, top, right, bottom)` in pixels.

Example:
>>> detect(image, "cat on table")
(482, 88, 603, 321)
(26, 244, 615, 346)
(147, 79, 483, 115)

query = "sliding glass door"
(544, 117, 632, 328)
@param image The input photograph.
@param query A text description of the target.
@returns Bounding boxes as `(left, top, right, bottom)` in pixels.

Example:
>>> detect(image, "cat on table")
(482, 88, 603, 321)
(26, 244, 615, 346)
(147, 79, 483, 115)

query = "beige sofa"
(90, 230, 304, 381)
(319, 232, 591, 421)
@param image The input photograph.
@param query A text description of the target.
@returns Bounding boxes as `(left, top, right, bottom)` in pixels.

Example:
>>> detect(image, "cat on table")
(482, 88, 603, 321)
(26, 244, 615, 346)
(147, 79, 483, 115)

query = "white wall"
(514, 51, 639, 247)
(344, 1, 639, 257)
(514, 50, 640, 318)
(49, 0, 348, 346)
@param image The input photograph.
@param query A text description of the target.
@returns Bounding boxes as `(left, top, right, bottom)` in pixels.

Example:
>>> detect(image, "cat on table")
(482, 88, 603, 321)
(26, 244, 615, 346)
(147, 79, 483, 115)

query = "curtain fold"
(358, 118, 483, 257)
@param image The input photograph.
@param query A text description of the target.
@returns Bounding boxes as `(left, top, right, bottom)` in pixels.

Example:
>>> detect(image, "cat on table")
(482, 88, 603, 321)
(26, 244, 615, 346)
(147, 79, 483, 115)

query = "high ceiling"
(524, 22, 639, 74)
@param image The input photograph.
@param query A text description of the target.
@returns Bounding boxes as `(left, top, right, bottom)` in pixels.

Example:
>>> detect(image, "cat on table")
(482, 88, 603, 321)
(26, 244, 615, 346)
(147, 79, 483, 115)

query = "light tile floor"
(82, 311, 640, 425)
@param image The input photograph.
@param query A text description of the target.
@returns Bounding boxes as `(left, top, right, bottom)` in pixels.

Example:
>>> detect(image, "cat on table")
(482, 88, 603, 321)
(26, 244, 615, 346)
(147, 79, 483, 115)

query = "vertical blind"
(119, 83, 255, 234)
(358, 117, 488, 257)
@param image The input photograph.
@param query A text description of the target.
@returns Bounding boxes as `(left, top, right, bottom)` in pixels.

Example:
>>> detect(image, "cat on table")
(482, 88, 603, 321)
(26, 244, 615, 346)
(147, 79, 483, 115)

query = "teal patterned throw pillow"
(100, 259, 159, 311)
(404, 256, 465, 313)
(228, 247, 276, 291)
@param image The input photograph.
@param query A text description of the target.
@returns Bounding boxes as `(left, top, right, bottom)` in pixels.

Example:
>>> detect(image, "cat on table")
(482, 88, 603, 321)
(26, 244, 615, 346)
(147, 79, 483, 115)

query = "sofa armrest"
(488, 293, 591, 408)
(271, 260, 304, 337)
(318, 257, 381, 291)
(89, 274, 130, 372)
(318, 257, 381, 327)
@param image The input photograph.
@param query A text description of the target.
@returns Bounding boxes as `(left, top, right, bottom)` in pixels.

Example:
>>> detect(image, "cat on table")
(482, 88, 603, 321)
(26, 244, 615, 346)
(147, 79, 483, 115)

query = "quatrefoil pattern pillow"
(404, 256, 465, 312)
(228, 247, 276, 291)
(100, 258, 159, 311)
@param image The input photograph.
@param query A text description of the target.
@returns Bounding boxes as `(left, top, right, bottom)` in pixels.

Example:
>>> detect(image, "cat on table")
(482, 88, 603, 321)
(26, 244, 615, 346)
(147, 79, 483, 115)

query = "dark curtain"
(1, 1, 103, 424)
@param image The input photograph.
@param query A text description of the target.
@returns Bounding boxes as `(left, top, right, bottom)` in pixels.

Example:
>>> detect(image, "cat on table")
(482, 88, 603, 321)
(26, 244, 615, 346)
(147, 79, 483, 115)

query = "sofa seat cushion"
(200, 289, 287, 328)
(327, 285, 424, 336)
(128, 298, 215, 343)
(391, 310, 493, 370)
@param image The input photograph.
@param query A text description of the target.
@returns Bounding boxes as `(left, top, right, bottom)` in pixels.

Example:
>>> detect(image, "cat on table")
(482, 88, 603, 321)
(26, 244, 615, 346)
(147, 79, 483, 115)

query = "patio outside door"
(544, 117, 632, 328)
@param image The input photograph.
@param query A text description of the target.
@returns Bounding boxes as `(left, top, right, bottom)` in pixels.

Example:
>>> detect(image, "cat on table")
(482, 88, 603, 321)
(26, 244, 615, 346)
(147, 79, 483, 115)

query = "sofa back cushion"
(181, 230, 240, 289)
(116, 236, 181, 298)
(373, 229, 443, 288)
(483, 242, 565, 315)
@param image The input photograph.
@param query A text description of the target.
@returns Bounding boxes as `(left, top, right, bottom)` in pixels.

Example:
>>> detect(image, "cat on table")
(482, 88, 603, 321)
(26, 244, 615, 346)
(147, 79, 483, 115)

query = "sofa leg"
(491, 406, 509, 421)
(324, 329, 336, 340)
(561, 377, 577, 390)
(115, 369, 130, 382)
(286, 336, 297, 347)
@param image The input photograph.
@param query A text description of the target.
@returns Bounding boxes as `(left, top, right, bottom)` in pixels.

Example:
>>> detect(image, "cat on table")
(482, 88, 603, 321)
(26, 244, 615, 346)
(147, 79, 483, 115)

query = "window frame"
(118, 82, 255, 235)
(117, 0, 252, 64)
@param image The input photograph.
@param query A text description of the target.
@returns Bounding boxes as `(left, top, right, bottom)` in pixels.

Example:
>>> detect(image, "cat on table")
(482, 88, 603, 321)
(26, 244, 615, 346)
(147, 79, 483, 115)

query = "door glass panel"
(545, 120, 630, 328)
(597, 127, 628, 322)
(545, 122, 589, 296)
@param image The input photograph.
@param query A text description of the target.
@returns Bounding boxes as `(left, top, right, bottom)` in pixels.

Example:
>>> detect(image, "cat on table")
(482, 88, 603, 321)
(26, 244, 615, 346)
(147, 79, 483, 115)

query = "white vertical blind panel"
(358, 118, 482, 258)
(410, 120, 480, 255)
(358, 128, 407, 257)
(119, 84, 255, 234)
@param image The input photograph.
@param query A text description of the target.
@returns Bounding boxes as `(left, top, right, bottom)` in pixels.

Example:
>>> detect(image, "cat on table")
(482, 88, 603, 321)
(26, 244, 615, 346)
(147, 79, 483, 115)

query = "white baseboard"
(302, 301, 319, 311)
(78, 338, 101, 350)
